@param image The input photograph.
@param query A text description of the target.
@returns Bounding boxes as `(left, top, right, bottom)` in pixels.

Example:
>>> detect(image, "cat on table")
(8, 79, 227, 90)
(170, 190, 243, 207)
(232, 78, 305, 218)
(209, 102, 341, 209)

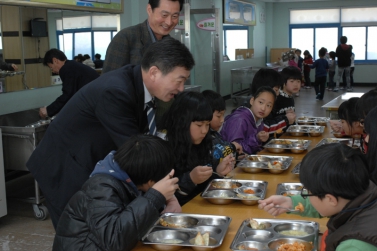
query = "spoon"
(274, 205, 299, 212)
(213, 171, 233, 179)
(176, 186, 188, 196)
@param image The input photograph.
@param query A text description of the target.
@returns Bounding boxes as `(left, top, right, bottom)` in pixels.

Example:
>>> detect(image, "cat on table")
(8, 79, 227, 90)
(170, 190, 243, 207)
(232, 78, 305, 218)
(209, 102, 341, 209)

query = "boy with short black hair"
(53, 135, 180, 251)
(202, 90, 242, 165)
(308, 47, 329, 101)
(268, 66, 301, 136)
(259, 143, 377, 251)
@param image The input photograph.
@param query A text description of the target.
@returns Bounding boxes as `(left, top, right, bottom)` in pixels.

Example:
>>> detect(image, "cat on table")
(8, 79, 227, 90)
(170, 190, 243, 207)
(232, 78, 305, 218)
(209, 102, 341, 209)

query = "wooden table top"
(134, 126, 334, 250)
(321, 92, 364, 110)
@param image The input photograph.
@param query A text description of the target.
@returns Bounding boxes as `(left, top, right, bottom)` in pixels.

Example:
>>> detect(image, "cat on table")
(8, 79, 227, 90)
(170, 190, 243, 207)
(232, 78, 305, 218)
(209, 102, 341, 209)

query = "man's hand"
(39, 107, 48, 119)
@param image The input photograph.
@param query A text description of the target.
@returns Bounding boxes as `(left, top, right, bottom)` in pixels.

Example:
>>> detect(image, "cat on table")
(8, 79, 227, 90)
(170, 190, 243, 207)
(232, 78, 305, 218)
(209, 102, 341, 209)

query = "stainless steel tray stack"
(230, 218, 319, 250)
(263, 139, 311, 154)
(201, 179, 267, 205)
(142, 213, 231, 251)
(297, 117, 329, 126)
(276, 183, 303, 196)
(237, 155, 293, 174)
(291, 162, 301, 175)
(286, 125, 325, 137)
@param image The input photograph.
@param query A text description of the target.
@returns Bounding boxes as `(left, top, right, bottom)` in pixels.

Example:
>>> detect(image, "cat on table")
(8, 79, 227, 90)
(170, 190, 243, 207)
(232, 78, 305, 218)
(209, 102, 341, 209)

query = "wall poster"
(223, 0, 256, 26)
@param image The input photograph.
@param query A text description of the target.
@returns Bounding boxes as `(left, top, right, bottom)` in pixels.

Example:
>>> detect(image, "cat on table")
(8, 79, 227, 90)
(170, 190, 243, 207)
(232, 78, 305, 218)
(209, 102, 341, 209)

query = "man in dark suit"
(39, 49, 99, 118)
(102, 0, 184, 128)
(27, 38, 195, 229)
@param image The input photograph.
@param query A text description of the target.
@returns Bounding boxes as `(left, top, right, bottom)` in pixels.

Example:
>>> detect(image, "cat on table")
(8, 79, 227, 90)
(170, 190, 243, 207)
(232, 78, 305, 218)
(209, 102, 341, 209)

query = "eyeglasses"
(300, 186, 322, 199)
(359, 119, 365, 127)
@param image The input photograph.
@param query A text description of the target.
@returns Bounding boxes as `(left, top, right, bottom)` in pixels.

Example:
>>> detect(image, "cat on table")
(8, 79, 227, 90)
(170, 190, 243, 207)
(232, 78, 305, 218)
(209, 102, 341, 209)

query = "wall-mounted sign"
(224, 0, 256, 26)
(175, 15, 185, 30)
(196, 18, 216, 31)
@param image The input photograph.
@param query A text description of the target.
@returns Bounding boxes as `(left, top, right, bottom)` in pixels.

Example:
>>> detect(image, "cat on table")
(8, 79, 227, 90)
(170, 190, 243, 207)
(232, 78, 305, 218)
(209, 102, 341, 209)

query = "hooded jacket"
(220, 106, 263, 154)
(336, 44, 352, 68)
(52, 151, 166, 251)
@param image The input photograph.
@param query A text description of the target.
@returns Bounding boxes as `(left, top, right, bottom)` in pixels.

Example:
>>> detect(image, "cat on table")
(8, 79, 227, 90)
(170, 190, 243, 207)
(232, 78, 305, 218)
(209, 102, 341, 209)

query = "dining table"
(133, 125, 336, 251)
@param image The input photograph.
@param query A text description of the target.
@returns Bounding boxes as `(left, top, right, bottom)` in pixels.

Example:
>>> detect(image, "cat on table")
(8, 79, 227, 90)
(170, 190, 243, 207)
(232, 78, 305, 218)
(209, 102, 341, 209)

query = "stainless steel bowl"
(147, 230, 189, 251)
(268, 167, 285, 174)
(280, 190, 301, 196)
(247, 221, 272, 229)
(188, 237, 217, 251)
(333, 132, 344, 138)
(243, 230, 274, 241)
(316, 120, 327, 126)
(290, 147, 305, 154)
(284, 184, 303, 190)
(308, 129, 322, 137)
(238, 161, 265, 173)
(289, 130, 305, 137)
(266, 145, 286, 153)
(204, 190, 236, 205)
(200, 217, 227, 226)
(160, 215, 199, 228)
(211, 181, 242, 189)
(234, 241, 267, 250)
(274, 223, 315, 237)
(268, 238, 313, 251)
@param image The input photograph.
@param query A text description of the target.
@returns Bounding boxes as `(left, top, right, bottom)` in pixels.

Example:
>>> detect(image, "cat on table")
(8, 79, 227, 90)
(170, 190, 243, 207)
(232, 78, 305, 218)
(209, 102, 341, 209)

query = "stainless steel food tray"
(276, 183, 303, 196)
(230, 218, 319, 250)
(264, 139, 311, 154)
(291, 162, 301, 175)
(237, 155, 293, 174)
(315, 138, 353, 148)
(286, 125, 325, 137)
(142, 213, 232, 250)
(297, 117, 329, 126)
(201, 179, 267, 205)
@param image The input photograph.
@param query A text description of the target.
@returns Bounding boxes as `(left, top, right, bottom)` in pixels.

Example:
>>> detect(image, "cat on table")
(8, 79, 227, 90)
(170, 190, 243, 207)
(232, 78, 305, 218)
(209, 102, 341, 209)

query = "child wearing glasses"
(258, 143, 377, 251)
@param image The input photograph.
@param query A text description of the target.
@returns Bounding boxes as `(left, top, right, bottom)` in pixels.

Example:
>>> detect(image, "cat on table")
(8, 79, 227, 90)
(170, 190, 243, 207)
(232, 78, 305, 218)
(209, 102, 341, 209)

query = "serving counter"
(133, 127, 334, 250)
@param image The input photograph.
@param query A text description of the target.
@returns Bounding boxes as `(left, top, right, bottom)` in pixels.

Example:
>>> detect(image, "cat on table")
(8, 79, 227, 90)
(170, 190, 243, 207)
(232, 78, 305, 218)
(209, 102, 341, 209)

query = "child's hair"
(295, 49, 301, 54)
(280, 66, 302, 87)
(114, 134, 173, 185)
(250, 68, 282, 96)
(289, 54, 295, 60)
(202, 90, 225, 112)
(356, 88, 377, 120)
(303, 50, 312, 58)
(329, 51, 336, 59)
(319, 48, 327, 57)
(253, 86, 277, 101)
(300, 144, 369, 200)
(164, 91, 213, 170)
(340, 36, 348, 44)
(365, 106, 377, 182)
(338, 98, 359, 134)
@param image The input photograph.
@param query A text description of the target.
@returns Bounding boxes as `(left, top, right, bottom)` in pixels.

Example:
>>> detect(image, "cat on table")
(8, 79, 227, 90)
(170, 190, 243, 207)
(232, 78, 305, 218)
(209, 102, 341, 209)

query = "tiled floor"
(0, 86, 373, 250)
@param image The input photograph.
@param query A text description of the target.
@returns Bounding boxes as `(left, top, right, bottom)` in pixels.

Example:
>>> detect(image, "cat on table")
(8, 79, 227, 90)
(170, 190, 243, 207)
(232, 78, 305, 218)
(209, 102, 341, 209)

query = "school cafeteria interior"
(0, 0, 376, 250)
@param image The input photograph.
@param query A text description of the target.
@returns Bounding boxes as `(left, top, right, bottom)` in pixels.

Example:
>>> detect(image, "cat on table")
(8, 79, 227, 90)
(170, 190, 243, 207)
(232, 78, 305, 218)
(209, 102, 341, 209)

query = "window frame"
(290, 22, 377, 64)
(223, 25, 249, 61)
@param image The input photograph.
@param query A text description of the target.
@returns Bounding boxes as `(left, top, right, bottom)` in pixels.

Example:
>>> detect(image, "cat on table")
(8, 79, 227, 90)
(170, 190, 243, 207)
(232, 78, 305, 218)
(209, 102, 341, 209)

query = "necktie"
(146, 100, 157, 135)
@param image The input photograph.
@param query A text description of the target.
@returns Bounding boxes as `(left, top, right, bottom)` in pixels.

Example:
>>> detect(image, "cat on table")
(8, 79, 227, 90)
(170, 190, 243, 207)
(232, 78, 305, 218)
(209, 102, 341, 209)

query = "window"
(290, 7, 377, 62)
(56, 15, 117, 59)
(223, 25, 249, 61)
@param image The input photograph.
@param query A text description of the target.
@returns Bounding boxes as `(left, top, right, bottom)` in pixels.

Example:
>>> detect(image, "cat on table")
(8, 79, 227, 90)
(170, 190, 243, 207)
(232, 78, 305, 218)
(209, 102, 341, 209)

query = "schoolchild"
(202, 90, 243, 166)
(259, 143, 377, 251)
(249, 68, 294, 137)
(364, 106, 377, 184)
(271, 66, 301, 135)
(53, 135, 180, 251)
(303, 50, 313, 89)
(295, 49, 304, 71)
(163, 91, 234, 205)
(221, 87, 276, 154)
(308, 47, 329, 101)
(327, 51, 336, 91)
(338, 97, 363, 138)
(335, 36, 353, 92)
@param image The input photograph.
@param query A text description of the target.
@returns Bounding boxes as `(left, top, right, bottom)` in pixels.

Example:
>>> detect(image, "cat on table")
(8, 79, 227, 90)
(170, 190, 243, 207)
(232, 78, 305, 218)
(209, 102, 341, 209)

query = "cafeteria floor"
(0, 86, 373, 251)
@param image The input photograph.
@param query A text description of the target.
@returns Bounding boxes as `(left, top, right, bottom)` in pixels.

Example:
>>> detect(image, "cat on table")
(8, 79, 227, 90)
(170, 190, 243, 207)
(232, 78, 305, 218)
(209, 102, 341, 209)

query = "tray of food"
(230, 218, 319, 250)
(297, 116, 329, 126)
(263, 139, 311, 154)
(291, 162, 301, 175)
(142, 213, 231, 251)
(276, 183, 303, 197)
(286, 125, 325, 137)
(201, 179, 267, 206)
(315, 138, 353, 147)
(237, 155, 293, 174)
